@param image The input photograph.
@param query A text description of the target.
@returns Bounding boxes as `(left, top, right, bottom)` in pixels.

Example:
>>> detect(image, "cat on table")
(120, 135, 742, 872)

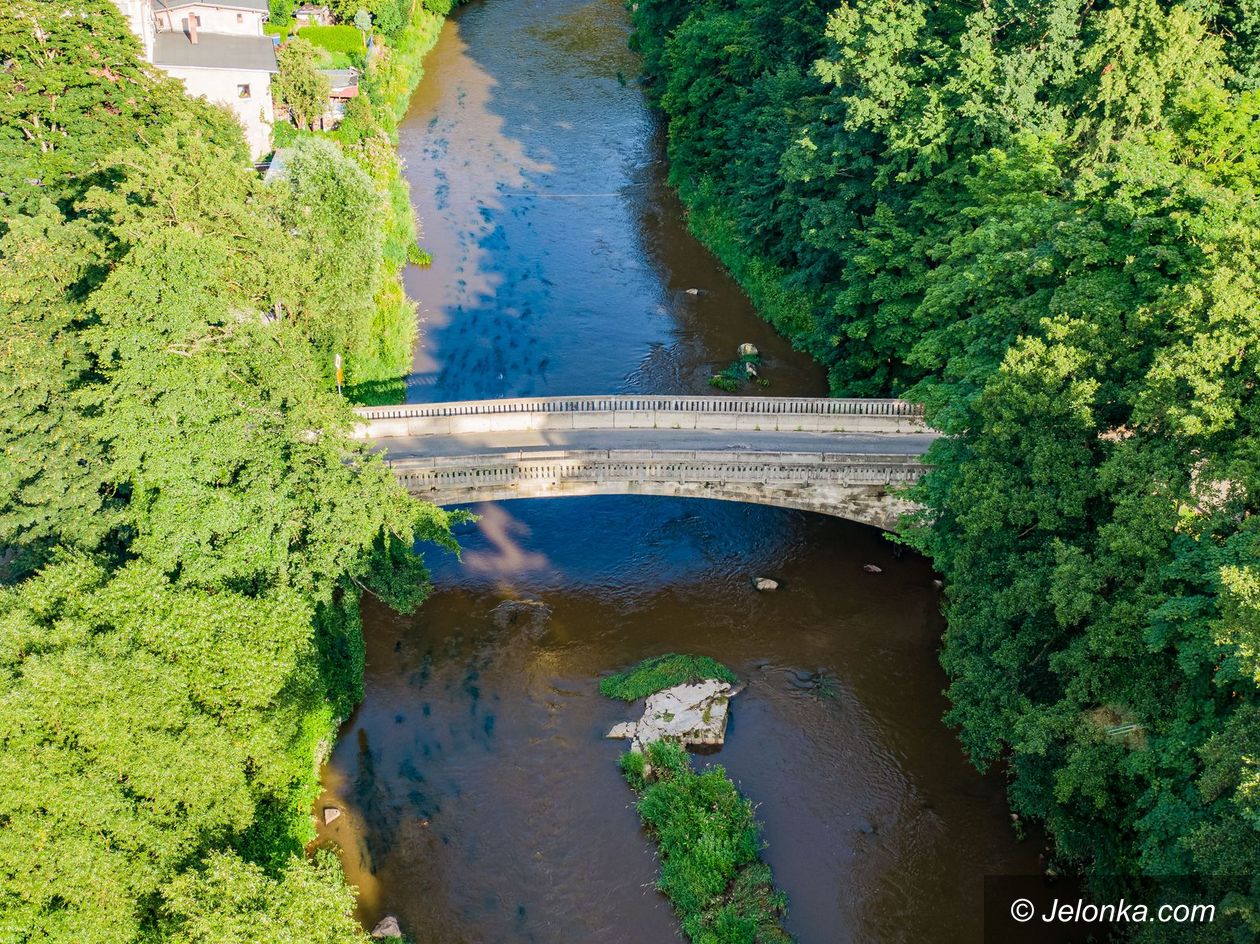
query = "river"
(315, 0, 1040, 940)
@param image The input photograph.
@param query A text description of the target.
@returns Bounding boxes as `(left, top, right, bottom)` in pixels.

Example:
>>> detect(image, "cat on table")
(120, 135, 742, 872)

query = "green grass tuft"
(599, 654, 738, 701)
(624, 740, 793, 943)
(619, 750, 648, 792)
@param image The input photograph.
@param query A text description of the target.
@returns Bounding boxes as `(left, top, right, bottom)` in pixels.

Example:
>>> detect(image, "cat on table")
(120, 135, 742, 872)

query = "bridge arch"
(385, 449, 925, 531)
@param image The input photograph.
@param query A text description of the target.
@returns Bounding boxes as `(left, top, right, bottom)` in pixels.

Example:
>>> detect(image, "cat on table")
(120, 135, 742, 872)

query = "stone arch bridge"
(354, 396, 936, 531)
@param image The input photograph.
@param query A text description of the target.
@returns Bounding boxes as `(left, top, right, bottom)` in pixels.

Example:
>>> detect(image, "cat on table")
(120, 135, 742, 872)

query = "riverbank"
(0, 3, 461, 939)
(338, 4, 449, 404)
(626, 0, 1260, 928)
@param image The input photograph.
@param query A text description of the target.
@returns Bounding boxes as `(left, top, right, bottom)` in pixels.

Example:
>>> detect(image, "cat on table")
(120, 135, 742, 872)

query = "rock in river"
(752, 577, 779, 591)
(322, 806, 341, 825)
(490, 598, 552, 635)
(371, 915, 402, 938)
(606, 679, 740, 751)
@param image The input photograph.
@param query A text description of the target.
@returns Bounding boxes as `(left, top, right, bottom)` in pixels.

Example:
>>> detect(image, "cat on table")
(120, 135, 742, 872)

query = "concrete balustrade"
(354, 396, 927, 438)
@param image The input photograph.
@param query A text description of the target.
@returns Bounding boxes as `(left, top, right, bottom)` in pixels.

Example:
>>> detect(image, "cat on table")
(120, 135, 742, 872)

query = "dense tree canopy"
(632, 0, 1260, 932)
(0, 558, 326, 942)
(0, 2, 457, 940)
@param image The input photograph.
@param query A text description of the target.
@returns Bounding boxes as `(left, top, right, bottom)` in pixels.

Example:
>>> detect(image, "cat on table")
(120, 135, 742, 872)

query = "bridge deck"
(371, 427, 937, 460)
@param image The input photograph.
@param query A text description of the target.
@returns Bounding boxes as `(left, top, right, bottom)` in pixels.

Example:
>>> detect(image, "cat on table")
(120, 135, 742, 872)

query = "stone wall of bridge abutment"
(352, 396, 928, 439)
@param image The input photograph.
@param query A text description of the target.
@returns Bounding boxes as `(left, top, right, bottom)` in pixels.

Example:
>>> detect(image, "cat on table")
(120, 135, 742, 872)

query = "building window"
(194, 15, 201, 24)
(238, 84, 252, 99)
(236, 12, 243, 21)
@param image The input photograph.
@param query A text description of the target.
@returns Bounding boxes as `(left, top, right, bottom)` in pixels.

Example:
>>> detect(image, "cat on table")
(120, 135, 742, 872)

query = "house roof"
(153, 30, 278, 71)
(263, 148, 292, 184)
(154, 0, 270, 12)
(320, 68, 359, 89)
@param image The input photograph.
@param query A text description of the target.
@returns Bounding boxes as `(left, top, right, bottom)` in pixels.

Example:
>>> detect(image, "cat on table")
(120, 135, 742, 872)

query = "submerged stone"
(490, 599, 552, 635)
(606, 679, 739, 751)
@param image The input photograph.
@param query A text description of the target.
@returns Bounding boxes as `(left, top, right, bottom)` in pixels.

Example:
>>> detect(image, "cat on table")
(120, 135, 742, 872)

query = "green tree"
(630, 0, 1260, 924)
(274, 37, 331, 131)
(0, 207, 112, 578)
(269, 0, 296, 28)
(0, 1, 243, 209)
(370, 0, 407, 38)
(0, 3, 459, 940)
(0, 558, 324, 943)
(277, 136, 382, 369)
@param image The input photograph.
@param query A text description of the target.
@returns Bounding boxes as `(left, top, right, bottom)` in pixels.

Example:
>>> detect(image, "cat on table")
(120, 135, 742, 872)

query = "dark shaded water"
(316, 0, 1038, 940)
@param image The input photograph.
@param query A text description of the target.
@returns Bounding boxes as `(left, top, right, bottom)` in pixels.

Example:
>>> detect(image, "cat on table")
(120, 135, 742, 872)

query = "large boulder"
(371, 915, 402, 939)
(606, 679, 739, 751)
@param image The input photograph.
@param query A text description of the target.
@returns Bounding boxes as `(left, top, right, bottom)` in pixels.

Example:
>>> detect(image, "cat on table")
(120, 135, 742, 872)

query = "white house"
(151, 0, 268, 35)
(111, 0, 278, 159)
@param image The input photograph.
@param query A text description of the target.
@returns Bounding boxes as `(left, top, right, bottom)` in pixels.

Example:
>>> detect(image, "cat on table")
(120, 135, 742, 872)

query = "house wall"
(155, 5, 265, 36)
(113, 0, 157, 56)
(165, 65, 275, 158)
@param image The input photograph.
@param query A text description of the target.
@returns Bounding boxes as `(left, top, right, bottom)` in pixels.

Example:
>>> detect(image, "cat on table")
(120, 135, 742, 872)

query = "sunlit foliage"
(0, 3, 458, 940)
(633, 0, 1260, 928)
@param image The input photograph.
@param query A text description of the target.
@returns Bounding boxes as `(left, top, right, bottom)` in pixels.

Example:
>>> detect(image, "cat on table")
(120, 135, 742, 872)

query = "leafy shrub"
(709, 351, 761, 391)
(626, 741, 792, 943)
(371, 0, 409, 37)
(268, 0, 295, 28)
(600, 654, 738, 701)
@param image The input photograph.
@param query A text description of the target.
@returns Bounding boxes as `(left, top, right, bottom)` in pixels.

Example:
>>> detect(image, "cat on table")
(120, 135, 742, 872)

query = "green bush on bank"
(268, 1, 454, 404)
(600, 653, 739, 701)
(331, 5, 448, 403)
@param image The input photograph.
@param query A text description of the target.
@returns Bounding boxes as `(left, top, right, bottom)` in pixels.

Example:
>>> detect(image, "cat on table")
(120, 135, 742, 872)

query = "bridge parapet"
(355, 396, 926, 438)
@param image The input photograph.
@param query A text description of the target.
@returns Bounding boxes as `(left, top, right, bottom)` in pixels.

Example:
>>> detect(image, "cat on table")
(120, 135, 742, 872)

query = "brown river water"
(315, 0, 1040, 940)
